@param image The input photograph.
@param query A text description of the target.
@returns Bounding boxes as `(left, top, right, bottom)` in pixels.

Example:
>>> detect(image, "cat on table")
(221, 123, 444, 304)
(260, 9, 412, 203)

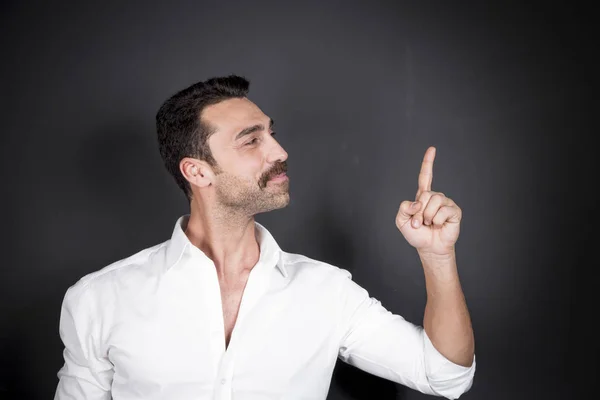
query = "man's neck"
(185, 202, 261, 282)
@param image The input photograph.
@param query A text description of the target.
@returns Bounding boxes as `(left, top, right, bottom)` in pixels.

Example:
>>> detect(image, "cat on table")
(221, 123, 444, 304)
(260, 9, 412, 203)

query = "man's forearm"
(419, 251, 475, 367)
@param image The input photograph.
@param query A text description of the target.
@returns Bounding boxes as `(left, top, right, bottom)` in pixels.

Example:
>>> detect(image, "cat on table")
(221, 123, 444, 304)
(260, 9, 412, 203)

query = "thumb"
(395, 200, 422, 230)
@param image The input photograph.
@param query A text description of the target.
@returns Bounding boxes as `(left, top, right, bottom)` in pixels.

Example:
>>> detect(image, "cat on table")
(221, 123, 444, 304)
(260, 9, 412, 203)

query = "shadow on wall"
(331, 361, 405, 400)
(74, 119, 174, 214)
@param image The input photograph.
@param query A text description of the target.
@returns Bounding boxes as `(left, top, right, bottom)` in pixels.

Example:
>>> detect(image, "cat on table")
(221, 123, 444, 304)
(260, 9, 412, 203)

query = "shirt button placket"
(215, 351, 233, 400)
(218, 376, 231, 400)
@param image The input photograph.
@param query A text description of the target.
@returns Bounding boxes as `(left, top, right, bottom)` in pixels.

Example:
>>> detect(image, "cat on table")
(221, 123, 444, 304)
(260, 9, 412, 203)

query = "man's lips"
(268, 173, 288, 182)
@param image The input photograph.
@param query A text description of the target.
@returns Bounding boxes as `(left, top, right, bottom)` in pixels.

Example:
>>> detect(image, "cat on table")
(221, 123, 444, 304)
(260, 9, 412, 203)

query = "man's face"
(203, 97, 290, 215)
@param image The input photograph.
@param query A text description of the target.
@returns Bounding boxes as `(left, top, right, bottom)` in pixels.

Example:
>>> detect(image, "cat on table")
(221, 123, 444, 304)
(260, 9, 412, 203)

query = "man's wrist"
(418, 248, 456, 264)
(418, 250, 459, 282)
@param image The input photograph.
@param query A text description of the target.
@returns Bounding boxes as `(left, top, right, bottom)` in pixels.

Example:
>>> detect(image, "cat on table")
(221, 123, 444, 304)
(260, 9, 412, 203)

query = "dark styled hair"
(156, 75, 250, 201)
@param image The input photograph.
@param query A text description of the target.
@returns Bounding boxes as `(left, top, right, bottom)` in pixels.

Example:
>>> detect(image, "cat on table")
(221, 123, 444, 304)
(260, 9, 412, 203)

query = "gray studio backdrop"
(0, 1, 594, 399)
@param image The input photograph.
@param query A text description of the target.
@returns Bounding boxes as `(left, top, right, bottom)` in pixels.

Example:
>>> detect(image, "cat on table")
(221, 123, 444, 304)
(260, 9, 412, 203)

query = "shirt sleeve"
(337, 269, 476, 399)
(54, 282, 114, 400)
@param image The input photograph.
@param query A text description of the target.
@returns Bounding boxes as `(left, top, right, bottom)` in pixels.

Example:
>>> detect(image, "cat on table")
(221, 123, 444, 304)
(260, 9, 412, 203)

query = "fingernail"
(412, 202, 419, 208)
(412, 218, 420, 228)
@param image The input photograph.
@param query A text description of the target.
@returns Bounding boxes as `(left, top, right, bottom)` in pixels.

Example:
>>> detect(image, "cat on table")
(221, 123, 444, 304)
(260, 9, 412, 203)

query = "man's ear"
(180, 157, 215, 188)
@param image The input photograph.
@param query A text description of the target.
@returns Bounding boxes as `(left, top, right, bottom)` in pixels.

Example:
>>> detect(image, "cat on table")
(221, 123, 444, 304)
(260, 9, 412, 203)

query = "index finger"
(416, 146, 436, 198)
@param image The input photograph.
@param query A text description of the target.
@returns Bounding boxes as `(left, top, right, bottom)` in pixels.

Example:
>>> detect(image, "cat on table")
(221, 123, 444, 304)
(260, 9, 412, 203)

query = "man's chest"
(105, 271, 342, 390)
(220, 282, 246, 348)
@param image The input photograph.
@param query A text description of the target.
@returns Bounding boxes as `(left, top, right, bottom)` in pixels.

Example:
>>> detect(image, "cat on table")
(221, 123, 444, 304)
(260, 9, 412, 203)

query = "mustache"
(259, 161, 288, 188)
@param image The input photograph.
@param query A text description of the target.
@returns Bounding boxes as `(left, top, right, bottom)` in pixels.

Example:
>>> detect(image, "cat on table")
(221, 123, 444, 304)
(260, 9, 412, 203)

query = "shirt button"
(221, 378, 226, 385)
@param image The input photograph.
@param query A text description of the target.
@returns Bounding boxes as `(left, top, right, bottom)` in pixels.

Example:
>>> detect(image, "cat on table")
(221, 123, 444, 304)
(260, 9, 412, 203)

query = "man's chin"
(272, 193, 290, 209)
(258, 194, 290, 214)
(256, 197, 290, 214)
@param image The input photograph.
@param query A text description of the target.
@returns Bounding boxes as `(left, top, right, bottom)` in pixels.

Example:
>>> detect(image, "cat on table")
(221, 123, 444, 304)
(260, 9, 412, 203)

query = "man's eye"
(246, 138, 258, 146)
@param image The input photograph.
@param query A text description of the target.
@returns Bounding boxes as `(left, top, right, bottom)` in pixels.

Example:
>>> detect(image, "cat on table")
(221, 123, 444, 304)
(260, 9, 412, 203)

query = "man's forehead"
(202, 98, 268, 130)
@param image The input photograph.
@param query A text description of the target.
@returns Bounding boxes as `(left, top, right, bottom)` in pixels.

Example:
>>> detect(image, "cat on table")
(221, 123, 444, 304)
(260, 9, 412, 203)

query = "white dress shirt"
(54, 215, 475, 400)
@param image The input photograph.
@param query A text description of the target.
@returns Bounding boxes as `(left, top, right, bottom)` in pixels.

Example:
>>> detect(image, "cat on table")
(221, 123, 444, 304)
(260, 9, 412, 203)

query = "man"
(54, 75, 476, 399)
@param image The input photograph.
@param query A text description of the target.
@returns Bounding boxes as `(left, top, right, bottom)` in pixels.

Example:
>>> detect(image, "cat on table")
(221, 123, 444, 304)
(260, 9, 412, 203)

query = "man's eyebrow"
(234, 118, 275, 141)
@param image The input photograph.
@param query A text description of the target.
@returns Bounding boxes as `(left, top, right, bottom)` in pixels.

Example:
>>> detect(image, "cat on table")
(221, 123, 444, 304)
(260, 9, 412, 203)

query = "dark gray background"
(0, 0, 595, 399)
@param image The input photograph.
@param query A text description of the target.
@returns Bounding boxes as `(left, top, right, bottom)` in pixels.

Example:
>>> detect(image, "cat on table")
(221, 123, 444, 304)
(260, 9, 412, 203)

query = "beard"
(214, 161, 289, 215)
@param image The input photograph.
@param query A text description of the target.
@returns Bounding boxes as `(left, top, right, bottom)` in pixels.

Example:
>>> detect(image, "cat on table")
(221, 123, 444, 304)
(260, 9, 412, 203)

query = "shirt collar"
(165, 215, 287, 278)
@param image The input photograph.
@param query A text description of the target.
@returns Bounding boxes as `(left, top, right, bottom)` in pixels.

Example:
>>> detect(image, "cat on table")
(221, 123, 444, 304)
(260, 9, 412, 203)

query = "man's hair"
(156, 75, 250, 201)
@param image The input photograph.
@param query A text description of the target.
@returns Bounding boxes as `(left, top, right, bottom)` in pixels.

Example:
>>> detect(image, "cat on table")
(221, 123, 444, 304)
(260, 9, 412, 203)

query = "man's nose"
(267, 139, 288, 164)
